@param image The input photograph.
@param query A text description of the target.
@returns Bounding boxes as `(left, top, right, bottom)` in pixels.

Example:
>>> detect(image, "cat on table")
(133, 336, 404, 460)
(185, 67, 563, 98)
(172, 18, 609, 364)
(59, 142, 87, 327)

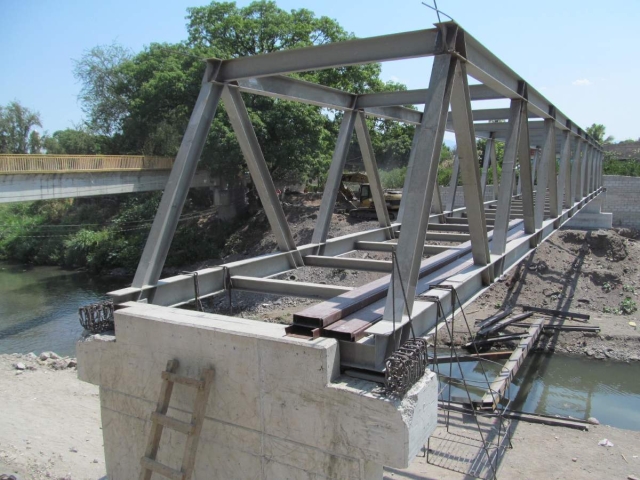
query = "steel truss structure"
(109, 22, 604, 373)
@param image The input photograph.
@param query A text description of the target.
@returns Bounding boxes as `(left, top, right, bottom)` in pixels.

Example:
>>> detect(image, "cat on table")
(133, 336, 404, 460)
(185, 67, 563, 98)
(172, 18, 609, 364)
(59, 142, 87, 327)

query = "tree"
(73, 43, 132, 135)
(0, 101, 42, 153)
(44, 127, 110, 154)
(73, 1, 418, 184)
(586, 123, 614, 144)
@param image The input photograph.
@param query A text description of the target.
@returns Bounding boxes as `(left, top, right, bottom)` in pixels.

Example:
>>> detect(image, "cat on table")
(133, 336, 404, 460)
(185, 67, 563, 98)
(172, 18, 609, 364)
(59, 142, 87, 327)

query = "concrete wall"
(602, 175, 640, 228)
(77, 304, 438, 480)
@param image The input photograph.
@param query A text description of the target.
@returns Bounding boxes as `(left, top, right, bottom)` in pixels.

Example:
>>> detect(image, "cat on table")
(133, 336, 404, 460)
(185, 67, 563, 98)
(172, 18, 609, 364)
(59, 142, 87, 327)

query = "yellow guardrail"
(0, 155, 175, 174)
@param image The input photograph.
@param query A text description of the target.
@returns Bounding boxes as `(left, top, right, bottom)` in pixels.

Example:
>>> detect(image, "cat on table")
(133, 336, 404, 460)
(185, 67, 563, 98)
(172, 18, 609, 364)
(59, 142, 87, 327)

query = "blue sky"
(1, 0, 638, 142)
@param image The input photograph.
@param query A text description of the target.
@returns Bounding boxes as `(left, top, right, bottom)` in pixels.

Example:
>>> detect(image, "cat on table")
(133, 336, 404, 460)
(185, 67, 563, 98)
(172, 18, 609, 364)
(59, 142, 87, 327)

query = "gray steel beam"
(491, 139, 500, 201)
(303, 254, 392, 273)
(445, 154, 460, 211)
(354, 111, 393, 236)
(518, 109, 536, 234)
(558, 131, 572, 210)
(222, 84, 302, 267)
(216, 29, 442, 81)
(230, 275, 352, 299)
(534, 118, 557, 228)
(480, 136, 493, 195)
(491, 98, 525, 256)
(463, 31, 599, 148)
(312, 110, 357, 245)
(432, 183, 444, 215)
(132, 65, 222, 289)
(236, 75, 422, 125)
(449, 44, 491, 279)
(355, 241, 464, 255)
(355, 84, 503, 109)
(383, 47, 457, 323)
(571, 138, 583, 203)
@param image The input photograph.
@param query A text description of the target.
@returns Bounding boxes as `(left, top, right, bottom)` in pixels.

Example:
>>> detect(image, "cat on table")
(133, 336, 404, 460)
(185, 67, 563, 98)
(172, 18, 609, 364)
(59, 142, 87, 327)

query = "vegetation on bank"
(0, 192, 245, 274)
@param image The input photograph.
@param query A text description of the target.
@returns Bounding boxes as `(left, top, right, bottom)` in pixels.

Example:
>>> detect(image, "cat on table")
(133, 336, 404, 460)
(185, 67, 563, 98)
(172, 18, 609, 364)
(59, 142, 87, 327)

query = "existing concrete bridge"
(0, 155, 213, 203)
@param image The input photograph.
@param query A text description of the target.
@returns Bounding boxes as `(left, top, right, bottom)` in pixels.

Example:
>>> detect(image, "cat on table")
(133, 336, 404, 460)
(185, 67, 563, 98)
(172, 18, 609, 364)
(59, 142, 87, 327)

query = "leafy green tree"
(73, 1, 418, 184)
(0, 101, 42, 153)
(73, 43, 132, 135)
(43, 128, 110, 154)
(586, 123, 614, 144)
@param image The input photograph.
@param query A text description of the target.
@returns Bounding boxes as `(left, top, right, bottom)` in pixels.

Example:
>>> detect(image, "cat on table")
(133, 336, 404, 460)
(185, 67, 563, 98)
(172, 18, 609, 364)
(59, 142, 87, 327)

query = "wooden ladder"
(139, 359, 214, 480)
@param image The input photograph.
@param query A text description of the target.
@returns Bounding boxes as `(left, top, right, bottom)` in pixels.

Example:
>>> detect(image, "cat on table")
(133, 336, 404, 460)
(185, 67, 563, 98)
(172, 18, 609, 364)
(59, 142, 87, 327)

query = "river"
(0, 261, 126, 357)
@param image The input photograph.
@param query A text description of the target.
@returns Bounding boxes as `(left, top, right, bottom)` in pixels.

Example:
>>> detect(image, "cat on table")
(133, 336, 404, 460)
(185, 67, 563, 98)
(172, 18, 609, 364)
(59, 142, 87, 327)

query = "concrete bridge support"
(77, 304, 438, 480)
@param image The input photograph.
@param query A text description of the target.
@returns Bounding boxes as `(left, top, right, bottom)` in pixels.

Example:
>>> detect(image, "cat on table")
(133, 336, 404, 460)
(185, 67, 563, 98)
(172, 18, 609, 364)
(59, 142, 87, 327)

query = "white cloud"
(572, 79, 592, 86)
(390, 75, 402, 83)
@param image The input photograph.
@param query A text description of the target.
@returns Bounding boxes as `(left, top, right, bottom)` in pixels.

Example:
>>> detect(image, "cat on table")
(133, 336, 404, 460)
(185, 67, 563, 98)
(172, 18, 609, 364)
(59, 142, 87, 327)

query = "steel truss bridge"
(109, 22, 604, 374)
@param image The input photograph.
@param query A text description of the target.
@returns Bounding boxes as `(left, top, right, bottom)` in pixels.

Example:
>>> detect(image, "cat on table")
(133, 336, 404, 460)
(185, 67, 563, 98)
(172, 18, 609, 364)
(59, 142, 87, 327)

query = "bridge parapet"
(0, 155, 174, 174)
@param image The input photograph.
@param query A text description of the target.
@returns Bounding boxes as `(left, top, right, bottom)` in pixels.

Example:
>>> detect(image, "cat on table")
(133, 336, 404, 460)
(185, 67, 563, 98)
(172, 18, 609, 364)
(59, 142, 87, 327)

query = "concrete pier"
(77, 304, 438, 479)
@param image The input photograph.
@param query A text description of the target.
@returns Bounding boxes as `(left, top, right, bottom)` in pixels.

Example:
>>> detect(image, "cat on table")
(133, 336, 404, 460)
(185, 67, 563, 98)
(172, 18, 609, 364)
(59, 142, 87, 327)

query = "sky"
(1, 0, 638, 143)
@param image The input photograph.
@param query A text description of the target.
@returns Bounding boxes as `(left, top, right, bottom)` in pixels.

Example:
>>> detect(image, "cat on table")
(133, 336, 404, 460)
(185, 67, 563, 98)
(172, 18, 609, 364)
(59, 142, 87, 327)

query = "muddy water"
(441, 352, 640, 431)
(0, 262, 125, 357)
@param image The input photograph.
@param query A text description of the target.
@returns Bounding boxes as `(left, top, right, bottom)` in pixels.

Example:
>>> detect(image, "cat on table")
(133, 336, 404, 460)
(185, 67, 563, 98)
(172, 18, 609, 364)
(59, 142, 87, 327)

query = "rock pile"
(11, 352, 77, 372)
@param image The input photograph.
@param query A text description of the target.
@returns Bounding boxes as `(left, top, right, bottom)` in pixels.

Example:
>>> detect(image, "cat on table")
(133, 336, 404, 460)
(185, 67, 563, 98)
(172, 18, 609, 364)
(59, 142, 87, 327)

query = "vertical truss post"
(558, 130, 572, 211)
(570, 137, 582, 203)
(518, 107, 536, 233)
(490, 139, 500, 200)
(432, 183, 444, 215)
(518, 108, 536, 234)
(132, 63, 222, 289)
(312, 110, 357, 245)
(445, 154, 460, 211)
(383, 46, 458, 322)
(583, 145, 592, 195)
(480, 135, 493, 196)
(449, 39, 491, 281)
(599, 151, 604, 187)
(577, 140, 588, 200)
(531, 148, 540, 186)
(589, 148, 600, 192)
(534, 118, 557, 228)
(491, 96, 525, 256)
(354, 111, 393, 237)
(222, 84, 303, 267)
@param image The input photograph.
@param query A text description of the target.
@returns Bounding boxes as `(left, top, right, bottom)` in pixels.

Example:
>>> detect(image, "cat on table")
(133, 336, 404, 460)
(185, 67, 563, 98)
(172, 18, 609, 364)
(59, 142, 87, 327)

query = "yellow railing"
(0, 155, 175, 174)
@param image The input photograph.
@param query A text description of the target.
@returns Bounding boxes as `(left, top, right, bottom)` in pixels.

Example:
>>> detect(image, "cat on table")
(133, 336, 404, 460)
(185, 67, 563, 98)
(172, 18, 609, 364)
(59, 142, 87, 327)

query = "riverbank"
(436, 228, 640, 362)
(1, 353, 638, 480)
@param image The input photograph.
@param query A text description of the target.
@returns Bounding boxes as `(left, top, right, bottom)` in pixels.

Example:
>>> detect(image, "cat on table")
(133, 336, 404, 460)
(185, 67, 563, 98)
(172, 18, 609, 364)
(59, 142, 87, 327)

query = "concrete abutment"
(77, 304, 438, 479)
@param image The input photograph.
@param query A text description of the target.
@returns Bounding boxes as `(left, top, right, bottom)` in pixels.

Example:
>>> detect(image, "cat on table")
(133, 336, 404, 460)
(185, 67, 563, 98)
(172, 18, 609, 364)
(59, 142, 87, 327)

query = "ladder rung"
(151, 412, 194, 435)
(161, 371, 204, 389)
(140, 457, 184, 480)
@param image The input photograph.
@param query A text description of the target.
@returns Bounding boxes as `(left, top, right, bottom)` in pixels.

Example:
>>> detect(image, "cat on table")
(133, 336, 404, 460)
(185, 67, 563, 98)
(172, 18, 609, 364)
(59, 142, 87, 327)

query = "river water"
(444, 352, 640, 431)
(0, 261, 125, 357)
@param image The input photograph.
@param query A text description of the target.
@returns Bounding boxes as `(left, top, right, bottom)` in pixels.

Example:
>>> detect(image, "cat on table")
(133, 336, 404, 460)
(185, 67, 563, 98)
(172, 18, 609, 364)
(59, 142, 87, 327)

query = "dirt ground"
(386, 415, 640, 480)
(0, 354, 105, 480)
(437, 228, 640, 362)
(1, 354, 638, 480)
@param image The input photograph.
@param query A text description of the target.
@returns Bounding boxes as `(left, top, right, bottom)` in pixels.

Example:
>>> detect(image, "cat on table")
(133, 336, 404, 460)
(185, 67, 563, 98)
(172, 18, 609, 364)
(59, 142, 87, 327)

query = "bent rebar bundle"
(79, 300, 115, 333)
